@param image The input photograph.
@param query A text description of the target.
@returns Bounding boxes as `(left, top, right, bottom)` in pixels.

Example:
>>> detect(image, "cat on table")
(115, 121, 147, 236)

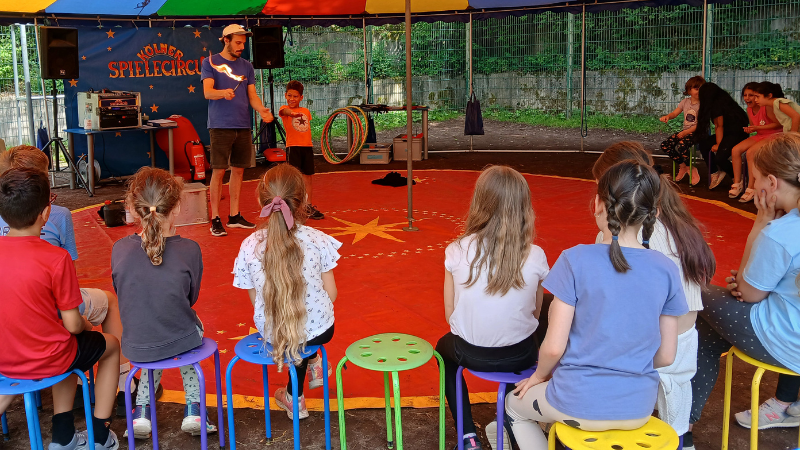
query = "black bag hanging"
(366, 114, 377, 144)
(464, 92, 484, 136)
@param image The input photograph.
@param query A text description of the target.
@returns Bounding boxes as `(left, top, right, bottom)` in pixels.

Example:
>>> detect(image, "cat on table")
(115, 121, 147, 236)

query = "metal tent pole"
(10, 25, 23, 146)
(363, 17, 369, 103)
(566, 13, 574, 119)
(579, 4, 587, 153)
(704, 3, 713, 80)
(33, 22, 53, 145)
(403, 0, 418, 232)
(468, 12, 473, 153)
(20, 24, 36, 146)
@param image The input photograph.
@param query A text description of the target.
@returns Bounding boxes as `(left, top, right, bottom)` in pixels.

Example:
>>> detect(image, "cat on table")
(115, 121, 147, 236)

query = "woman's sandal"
(728, 182, 744, 198)
(739, 188, 755, 203)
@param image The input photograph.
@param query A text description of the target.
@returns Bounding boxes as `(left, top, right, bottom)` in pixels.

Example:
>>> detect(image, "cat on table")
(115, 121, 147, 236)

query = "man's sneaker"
(485, 420, 510, 450)
(210, 217, 227, 237)
(735, 398, 800, 429)
(452, 433, 482, 450)
(274, 387, 309, 420)
(709, 171, 727, 190)
(123, 405, 152, 439)
(675, 165, 690, 182)
(308, 205, 324, 220)
(227, 213, 256, 229)
(48, 431, 88, 450)
(181, 402, 218, 436)
(89, 430, 120, 450)
(307, 357, 332, 390)
(787, 399, 800, 416)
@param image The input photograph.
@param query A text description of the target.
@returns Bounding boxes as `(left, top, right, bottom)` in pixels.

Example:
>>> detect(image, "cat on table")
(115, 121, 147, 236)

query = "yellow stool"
(548, 416, 679, 450)
(722, 346, 800, 450)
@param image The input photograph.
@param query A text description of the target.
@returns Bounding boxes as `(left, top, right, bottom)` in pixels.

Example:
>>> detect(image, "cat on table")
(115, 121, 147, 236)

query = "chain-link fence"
(2, 0, 799, 146)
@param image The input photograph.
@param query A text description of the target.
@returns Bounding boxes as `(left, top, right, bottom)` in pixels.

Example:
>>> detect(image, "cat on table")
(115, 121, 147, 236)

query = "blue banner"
(64, 26, 249, 177)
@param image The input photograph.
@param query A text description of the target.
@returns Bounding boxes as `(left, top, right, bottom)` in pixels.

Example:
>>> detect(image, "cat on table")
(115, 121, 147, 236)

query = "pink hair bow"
(259, 196, 294, 229)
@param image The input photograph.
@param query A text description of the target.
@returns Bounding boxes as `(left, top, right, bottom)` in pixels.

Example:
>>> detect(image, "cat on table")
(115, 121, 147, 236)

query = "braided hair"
(597, 160, 660, 273)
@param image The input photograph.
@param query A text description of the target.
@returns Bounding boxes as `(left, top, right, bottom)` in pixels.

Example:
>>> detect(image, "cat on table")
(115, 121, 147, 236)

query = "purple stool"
(123, 337, 225, 450)
(455, 366, 536, 450)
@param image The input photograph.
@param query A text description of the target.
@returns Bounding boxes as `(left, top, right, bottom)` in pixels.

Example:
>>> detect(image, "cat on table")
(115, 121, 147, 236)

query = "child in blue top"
(505, 161, 688, 450)
(688, 132, 800, 446)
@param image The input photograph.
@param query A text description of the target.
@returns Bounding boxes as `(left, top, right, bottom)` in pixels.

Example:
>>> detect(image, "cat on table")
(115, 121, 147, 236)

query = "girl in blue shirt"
(505, 161, 687, 450)
(689, 132, 800, 446)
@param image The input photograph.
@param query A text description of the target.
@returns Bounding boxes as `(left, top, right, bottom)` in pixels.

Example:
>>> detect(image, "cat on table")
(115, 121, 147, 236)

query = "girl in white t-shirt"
(233, 164, 341, 420)
(436, 165, 549, 450)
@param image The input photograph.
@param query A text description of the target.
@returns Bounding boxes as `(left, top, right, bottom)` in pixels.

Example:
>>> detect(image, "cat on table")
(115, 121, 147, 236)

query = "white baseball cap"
(220, 24, 252, 41)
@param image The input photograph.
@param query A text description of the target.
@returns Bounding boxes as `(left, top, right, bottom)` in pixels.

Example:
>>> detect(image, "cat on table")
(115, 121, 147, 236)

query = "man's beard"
(225, 43, 241, 59)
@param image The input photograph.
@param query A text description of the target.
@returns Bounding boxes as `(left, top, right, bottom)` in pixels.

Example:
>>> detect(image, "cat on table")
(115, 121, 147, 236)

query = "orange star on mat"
(68, 79, 78, 87)
(81, 55, 86, 60)
(150, 104, 159, 112)
(187, 85, 195, 93)
(107, 46, 112, 52)
(115, 132, 121, 137)
(106, 29, 115, 38)
(238, 323, 245, 327)
(193, 29, 201, 38)
(318, 216, 408, 244)
(220, 349, 228, 354)
(230, 327, 259, 340)
(217, 330, 226, 334)
(157, 32, 162, 37)
(149, 85, 154, 89)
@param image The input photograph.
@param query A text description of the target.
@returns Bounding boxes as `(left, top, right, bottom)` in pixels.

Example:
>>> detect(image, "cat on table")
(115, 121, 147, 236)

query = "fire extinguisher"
(184, 140, 206, 181)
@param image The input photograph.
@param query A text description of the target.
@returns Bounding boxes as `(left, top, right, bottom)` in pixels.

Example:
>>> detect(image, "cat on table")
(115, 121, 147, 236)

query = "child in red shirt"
(0, 168, 121, 450)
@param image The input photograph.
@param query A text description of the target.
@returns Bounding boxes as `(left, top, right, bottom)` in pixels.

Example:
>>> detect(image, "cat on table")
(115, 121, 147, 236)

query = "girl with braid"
(505, 161, 688, 450)
(112, 167, 218, 439)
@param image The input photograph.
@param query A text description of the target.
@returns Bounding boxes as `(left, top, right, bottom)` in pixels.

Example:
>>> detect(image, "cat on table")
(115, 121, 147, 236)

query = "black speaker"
(39, 27, 79, 79)
(252, 26, 285, 70)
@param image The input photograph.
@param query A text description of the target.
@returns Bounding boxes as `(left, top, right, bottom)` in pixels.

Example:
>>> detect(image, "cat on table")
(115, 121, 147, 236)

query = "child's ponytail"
(125, 167, 183, 266)
(597, 161, 661, 273)
(256, 164, 310, 371)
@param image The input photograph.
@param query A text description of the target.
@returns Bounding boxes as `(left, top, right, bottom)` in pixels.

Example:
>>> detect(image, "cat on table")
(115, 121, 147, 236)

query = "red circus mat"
(71, 170, 752, 410)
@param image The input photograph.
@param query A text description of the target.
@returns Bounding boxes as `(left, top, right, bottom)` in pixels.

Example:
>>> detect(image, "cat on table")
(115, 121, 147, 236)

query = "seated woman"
(505, 160, 687, 450)
(688, 132, 800, 448)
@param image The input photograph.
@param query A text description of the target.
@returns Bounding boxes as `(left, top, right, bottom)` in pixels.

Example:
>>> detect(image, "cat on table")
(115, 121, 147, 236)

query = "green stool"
(336, 333, 445, 450)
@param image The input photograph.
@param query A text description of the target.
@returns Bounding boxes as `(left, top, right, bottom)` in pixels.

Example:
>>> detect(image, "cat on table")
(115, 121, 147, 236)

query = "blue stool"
(123, 337, 225, 450)
(0, 369, 95, 450)
(2, 411, 9, 441)
(455, 366, 536, 450)
(225, 333, 331, 450)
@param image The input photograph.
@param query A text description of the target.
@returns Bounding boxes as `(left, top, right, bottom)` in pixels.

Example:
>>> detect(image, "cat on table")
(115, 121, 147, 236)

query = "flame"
(208, 52, 245, 82)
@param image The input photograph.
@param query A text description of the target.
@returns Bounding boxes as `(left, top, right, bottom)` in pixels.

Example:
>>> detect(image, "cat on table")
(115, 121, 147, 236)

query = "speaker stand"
(45, 79, 91, 196)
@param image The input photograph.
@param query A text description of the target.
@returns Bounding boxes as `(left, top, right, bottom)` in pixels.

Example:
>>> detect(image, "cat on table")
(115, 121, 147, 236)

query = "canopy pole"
(701, 0, 708, 77)
(20, 24, 36, 146)
(403, 0, 418, 232)
(468, 12, 473, 153)
(10, 25, 23, 146)
(33, 21, 53, 145)
(579, 4, 587, 152)
(363, 17, 369, 103)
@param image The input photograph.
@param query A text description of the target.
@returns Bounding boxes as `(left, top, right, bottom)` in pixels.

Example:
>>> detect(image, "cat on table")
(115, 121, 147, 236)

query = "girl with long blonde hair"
(233, 164, 340, 420)
(436, 165, 548, 450)
(112, 167, 218, 438)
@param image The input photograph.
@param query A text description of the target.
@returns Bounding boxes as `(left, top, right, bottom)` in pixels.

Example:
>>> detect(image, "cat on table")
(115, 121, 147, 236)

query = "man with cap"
(201, 24, 273, 237)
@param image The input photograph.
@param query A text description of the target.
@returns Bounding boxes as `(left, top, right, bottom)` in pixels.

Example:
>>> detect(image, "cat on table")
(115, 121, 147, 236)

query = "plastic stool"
(1, 410, 8, 441)
(225, 333, 331, 450)
(722, 346, 800, 450)
(455, 366, 535, 450)
(671, 145, 700, 185)
(336, 333, 445, 450)
(0, 369, 95, 450)
(548, 416, 679, 450)
(123, 337, 225, 450)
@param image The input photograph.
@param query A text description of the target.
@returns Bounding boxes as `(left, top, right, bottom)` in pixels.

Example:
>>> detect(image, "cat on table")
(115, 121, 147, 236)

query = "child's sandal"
(728, 182, 744, 198)
(739, 188, 755, 203)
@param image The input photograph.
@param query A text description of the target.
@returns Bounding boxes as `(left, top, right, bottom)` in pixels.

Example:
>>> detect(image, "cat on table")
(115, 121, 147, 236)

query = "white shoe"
(485, 421, 510, 450)
(786, 399, 800, 416)
(735, 398, 800, 429)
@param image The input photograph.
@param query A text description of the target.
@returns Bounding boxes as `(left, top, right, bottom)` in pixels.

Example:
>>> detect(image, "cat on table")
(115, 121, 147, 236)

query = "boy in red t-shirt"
(0, 168, 121, 450)
(276, 80, 324, 220)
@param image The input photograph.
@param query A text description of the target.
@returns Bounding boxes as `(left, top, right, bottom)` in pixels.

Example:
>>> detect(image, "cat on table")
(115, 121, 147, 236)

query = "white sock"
(118, 362, 132, 392)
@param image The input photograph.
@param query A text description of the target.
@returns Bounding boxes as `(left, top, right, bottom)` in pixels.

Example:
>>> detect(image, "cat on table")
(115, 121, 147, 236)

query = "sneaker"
(690, 166, 701, 186)
(452, 433, 482, 450)
(307, 357, 332, 390)
(181, 402, 218, 436)
(227, 213, 255, 229)
(308, 205, 324, 220)
(48, 431, 88, 450)
(709, 171, 727, 190)
(89, 430, 119, 450)
(210, 217, 227, 237)
(735, 398, 800, 429)
(787, 399, 800, 416)
(123, 404, 152, 439)
(117, 381, 162, 417)
(485, 421, 510, 450)
(274, 387, 309, 420)
(739, 188, 755, 203)
(675, 165, 690, 182)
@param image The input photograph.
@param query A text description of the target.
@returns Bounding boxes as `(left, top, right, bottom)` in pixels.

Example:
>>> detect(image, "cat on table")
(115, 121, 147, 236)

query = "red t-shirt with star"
(279, 106, 313, 148)
(0, 236, 83, 379)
